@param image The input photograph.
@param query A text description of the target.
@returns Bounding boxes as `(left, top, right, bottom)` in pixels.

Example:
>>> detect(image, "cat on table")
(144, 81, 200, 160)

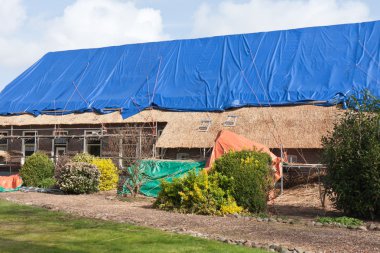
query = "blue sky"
(1, 0, 379, 90)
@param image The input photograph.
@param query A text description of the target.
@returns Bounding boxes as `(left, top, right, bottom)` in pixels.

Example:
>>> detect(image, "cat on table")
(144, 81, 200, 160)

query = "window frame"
(22, 131, 37, 157)
(84, 130, 102, 157)
(0, 131, 8, 151)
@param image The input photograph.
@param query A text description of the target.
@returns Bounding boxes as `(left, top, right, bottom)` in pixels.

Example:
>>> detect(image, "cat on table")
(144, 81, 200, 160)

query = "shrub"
(322, 92, 380, 219)
(316, 216, 363, 227)
(213, 150, 273, 213)
(38, 178, 57, 189)
(154, 170, 243, 216)
(55, 162, 100, 194)
(92, 158, 119, 191)
(19, 152, 54, 187)
(55, 155, 71, 172)
(120, 161, 149, 198)
(72, 153, 95, 163)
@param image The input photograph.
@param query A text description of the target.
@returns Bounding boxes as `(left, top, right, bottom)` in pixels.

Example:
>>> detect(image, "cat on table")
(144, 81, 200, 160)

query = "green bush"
(72, 153, 95, 163)
(322, 93, 380, 219)
(55, 162, 100, 194)
(38, 178, 57, 189)
(316, 216, 363, 227)
(213, 150, 273, 213)
(71, 154, 118, 191)
(20, 152, 54, 187)
(92, 158, 119, 191)
(154, 170, 243, 216)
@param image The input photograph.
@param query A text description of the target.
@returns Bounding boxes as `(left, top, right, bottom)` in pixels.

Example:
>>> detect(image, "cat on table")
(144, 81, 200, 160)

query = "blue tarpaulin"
(1, 20, 380, 118)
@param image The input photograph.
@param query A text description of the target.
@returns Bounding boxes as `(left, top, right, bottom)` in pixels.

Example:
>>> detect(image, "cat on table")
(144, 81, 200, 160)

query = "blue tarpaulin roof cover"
(1, 20, 380, 119)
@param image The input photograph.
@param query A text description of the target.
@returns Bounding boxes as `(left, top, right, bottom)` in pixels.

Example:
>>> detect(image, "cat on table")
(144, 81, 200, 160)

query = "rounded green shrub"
(154, 170, 243, 215)
(213, 150, 273, 213)
(322, 93, 380, 219)
(55, 162, 100, 194)
(92, 158, 119, 191)
(19, 152, 54, 187)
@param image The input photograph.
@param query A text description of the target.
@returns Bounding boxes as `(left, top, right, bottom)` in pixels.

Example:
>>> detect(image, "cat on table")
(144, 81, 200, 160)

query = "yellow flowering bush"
(154, 170, 243, 216)
(91, 158, 119, 191)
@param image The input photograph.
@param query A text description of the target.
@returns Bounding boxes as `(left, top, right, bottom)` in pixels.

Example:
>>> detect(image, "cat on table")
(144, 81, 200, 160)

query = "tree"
(108, 124, 156, 197)
(322, 91, 380, 219)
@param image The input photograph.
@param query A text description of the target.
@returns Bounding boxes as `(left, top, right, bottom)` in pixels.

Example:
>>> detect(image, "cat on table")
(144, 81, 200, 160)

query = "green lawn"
(0, 200, 267, 253)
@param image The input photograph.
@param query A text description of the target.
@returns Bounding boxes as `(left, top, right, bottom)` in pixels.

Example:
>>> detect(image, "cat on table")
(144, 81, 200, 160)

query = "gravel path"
(1, 191, 379, 253)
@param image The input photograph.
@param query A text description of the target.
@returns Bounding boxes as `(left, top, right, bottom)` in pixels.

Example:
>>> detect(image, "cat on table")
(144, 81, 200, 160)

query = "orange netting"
(205, 130, 281, 181)
(0, 174, 23, 191)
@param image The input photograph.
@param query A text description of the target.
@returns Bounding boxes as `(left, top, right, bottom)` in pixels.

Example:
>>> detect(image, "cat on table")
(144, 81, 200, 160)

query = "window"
(23, 131, 37, 157)
(223, 115, 238, 127)
(0, 132, 8, 151)
(176, 153, 189, 160)
(84, 130, 102, 157)
(53, 131, 68, 158)
(288, 155, 298, 163)
(198, 119, 212, 132)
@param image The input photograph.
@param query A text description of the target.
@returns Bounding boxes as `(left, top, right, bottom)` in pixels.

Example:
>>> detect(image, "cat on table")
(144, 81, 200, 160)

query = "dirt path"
(1, 190, 379, 253)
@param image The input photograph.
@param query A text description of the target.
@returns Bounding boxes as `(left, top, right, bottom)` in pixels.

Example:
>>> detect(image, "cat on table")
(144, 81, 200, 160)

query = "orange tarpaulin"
(205, 130, 281, 181)
(0, 174, 23, 192)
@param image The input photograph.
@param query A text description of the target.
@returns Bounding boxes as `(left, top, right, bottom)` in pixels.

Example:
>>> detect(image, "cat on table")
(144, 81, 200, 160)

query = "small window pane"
(87, 145, 101, 157)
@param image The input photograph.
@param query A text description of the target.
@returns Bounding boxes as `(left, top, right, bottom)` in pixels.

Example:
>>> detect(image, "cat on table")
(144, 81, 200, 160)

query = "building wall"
(271, 148, 323, 164)
(160, 147, 211, 161)
(0, 122, 323, 168)
(160, 147, 322, 164)
(0, 123, 158, 167)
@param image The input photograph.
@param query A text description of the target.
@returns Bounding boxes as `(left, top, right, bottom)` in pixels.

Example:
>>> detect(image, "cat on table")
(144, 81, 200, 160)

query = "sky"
(0, 0, 379, 90)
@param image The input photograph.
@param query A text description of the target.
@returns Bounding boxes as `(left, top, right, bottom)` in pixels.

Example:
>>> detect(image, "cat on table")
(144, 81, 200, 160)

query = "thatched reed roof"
(155, 105, 342, 149)
(0, 105, 342, 149)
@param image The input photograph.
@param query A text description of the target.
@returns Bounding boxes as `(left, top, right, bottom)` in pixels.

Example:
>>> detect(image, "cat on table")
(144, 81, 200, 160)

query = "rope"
(242, 34, 285, 146)
(240, 70, 282, 147)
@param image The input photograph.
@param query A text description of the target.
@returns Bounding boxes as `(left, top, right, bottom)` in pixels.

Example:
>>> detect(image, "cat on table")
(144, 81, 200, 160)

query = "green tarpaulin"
(120, 160, 205, 197)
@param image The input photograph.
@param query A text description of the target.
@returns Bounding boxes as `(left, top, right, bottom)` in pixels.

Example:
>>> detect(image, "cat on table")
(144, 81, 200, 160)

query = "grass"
(316, 216, 363, 226)
(0, 200, 268, 253)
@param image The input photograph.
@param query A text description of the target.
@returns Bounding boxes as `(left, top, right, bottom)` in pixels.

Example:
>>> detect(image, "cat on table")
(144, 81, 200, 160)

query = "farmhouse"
(0, 106, 339, 166)
(0, 20, 379, 172)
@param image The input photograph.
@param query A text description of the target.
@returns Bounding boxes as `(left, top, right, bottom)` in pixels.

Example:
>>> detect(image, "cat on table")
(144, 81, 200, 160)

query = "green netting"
(0, 186, 21, 193)
(119, 160, 205, 197)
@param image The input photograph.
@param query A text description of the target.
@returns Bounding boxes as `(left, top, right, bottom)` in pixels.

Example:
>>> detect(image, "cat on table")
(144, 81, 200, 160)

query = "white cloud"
(0, 38, 41, 68)
(0, 0, 167, 88)
(0, 0, 26, 35)
(0, 0, 40, 71)
(45, 0, 167, 50)
(193, 0, 372, 36)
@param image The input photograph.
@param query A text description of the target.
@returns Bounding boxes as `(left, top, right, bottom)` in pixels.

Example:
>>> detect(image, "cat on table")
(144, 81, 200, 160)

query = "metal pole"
(280, 144, 284, 195)
(139, 128, 142, 159)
